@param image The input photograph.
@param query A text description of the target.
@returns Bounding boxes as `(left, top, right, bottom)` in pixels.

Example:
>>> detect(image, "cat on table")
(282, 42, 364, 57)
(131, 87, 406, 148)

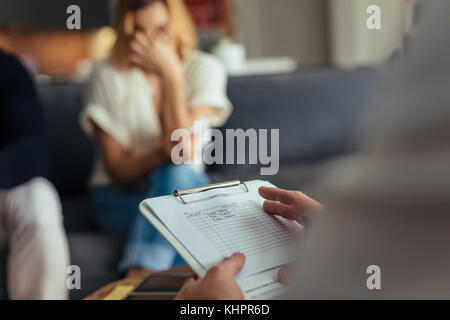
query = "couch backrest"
(38, 81, 94, 196)
(38, 67, 377, 195)
(213, 67, 377, 176)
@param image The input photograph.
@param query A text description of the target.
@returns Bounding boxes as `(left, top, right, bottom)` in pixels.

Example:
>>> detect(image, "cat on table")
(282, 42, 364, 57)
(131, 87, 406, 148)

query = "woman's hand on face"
(130, 31, 181, 78)
(258, 187, 323, 224)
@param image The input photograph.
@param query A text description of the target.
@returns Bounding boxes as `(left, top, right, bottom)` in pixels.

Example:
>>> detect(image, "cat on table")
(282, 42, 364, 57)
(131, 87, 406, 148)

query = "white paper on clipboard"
(139, 180, 302, 300)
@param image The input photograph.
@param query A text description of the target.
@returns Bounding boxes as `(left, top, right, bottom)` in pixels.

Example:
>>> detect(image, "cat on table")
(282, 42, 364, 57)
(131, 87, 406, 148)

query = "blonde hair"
(111, 0, 197, 69)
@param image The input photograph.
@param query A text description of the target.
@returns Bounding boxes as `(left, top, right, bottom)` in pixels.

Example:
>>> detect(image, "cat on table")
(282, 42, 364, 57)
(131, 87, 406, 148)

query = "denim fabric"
(92, 164, 210, 272)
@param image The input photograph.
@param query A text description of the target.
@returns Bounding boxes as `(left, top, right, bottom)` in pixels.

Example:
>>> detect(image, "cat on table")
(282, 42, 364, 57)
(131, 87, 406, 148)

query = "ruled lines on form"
(185, 200, 300, 258)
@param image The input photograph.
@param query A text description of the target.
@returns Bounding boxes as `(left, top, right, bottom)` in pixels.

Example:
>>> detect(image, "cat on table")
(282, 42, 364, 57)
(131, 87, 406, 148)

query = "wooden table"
(84, 266, 192, 300)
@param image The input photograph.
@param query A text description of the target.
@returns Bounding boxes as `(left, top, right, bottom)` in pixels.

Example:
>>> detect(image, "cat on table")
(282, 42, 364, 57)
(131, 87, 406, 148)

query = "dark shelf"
(0, 0, 111, 29)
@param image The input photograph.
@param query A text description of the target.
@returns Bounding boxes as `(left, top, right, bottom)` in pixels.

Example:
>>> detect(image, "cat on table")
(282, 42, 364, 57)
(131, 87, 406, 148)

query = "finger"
(130, 40, 146, 56)
(277, 263, 295, 284)
(183, 273, 198, 283)
(134, 31, 151, 48)
(129, 54, 144, 67)
(183, 277, 197, 287)
(263, 200, 301, 223)
(129, 53, 141, 63)
(260, 187, 323, 215)
(220, 252, 246, 276)
(258, 187, 300, 206)
(258, 187, 278, 201)
(209, 253, 246, 279)
(174, 277, 198, 300)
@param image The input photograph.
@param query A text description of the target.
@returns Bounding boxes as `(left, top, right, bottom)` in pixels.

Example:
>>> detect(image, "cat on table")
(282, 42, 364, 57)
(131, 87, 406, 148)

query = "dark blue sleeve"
(0, 53, 49, 189)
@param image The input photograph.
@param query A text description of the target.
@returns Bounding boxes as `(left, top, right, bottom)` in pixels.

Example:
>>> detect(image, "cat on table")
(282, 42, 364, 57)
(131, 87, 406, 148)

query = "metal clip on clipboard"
(174, 180, 249, 205)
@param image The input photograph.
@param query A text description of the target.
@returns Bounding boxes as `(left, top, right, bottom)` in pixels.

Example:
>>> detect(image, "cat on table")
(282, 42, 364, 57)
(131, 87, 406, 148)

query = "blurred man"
(0, 51, 69, 300)
(176, 0, 450, 299)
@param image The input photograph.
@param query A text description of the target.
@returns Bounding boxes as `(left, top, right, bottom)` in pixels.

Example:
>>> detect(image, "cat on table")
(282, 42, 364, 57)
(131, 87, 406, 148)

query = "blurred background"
(0, 0, 423, 300)
(0, 0, 418, 77)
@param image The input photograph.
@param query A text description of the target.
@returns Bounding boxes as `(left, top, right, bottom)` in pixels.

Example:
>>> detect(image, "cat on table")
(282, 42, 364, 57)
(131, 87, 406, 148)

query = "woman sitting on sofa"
(81, 0, 232, 276)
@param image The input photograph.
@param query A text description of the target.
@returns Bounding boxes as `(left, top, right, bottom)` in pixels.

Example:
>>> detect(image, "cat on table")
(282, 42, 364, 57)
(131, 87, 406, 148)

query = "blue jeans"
(92, 164, 210, 272)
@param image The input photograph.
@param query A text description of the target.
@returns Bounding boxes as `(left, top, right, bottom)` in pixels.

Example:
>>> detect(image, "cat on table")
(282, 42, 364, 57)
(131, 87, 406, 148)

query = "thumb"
(277, 263, 296, 284)
(217, 253, 246, 277)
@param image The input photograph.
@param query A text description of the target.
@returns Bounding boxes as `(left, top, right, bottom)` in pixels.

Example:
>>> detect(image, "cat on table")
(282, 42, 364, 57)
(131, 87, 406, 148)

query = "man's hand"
(258, 187, 323, 284)
(258, 187, 323, 224)
(175, 253, 246, 300)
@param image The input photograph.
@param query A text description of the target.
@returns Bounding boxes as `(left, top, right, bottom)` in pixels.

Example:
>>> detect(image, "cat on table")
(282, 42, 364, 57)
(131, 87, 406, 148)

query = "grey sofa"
(0, 67, 377, 299)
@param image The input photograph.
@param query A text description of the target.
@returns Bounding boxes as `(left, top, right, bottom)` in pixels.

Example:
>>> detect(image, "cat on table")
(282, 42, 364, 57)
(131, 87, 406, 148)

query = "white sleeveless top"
(81, 51, 232, 187)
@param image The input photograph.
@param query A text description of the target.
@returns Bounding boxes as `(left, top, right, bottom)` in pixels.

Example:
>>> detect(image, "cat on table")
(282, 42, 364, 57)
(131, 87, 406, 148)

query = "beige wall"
(234, 0, 329, 66)
(329, 0, 406, 69)
(233, 0, 414, 68)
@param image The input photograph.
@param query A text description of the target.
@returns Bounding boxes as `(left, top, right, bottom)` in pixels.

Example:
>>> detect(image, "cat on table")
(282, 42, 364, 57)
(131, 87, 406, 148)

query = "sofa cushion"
(209, 68, 377, 176)
(68, 233, 125, 300)
(61, 194, 98, 233)
(38, 81, 94, 197)
(0, 249, 7, 300)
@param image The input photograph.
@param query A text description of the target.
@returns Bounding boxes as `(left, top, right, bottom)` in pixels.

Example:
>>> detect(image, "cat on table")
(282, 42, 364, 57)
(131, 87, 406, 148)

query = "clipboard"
(139, 180, 251, 278)
(174, 180, 249, 204)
